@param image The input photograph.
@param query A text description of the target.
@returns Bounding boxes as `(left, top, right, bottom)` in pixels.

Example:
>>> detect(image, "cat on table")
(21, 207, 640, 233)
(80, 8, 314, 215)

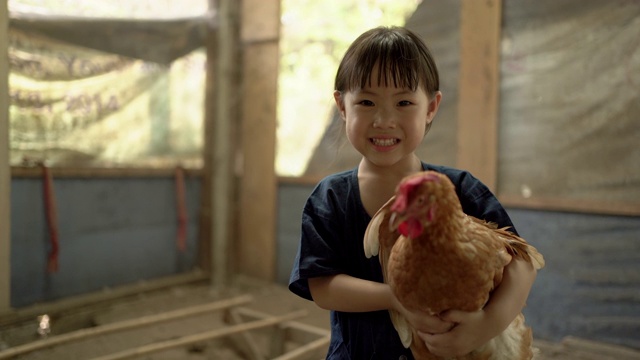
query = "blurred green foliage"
(277, 0, 421, 176)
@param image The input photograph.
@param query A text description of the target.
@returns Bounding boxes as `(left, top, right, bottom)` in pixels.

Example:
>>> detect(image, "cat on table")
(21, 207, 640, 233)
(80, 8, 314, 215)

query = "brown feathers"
(364, 171, 545, 359)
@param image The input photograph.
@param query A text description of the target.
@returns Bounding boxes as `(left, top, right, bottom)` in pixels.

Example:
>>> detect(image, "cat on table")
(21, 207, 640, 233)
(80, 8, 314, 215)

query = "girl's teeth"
(372, 138, 397, 146)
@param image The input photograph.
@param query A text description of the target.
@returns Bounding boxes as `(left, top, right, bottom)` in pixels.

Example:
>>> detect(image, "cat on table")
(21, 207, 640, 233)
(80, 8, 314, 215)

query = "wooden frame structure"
(0, 0, 281, 311)
(0, 293, 329, 360)
(200, 0, 281, 285)
(1, 0, 638, 315)
(1, 0, 11, 313)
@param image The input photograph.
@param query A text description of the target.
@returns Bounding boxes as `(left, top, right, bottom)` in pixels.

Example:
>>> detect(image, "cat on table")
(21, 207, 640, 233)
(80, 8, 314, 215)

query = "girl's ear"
(426, 91, 442, 125)
(333, 90, 346, 120)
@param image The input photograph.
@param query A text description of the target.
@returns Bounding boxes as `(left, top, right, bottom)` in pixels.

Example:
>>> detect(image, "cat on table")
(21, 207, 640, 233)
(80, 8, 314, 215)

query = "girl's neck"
(358, 154, 423, 216)
(358, 154, 423, 181)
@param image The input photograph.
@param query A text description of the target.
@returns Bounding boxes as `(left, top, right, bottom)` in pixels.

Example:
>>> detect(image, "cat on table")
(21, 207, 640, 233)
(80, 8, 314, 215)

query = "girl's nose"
(373, 109, 396, 128)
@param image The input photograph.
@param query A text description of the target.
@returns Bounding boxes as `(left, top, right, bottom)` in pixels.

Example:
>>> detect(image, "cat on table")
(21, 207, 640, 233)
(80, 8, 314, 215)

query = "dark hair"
(334, 26, 439, 97)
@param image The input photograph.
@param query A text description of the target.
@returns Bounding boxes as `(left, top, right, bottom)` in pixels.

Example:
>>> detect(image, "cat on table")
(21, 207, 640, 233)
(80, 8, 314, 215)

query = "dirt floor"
(0, 276, 638, 360)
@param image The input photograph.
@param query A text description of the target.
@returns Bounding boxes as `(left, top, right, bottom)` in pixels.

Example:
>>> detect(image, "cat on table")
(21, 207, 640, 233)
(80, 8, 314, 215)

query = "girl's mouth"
(370, 138, 399, 147)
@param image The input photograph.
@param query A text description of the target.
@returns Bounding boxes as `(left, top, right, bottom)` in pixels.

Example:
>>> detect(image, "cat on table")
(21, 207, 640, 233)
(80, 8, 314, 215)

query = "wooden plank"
(231, 307, 330, 342)
(499, 194, 640, 217)
(0, 294, 253, 359)
(199, 2, 218, 274)
(456, 0, 502, 191)
(271, 335, 330, 360)
(222, 306, 332, 360)
(11, 166, 203, 178)
(0, 270, 208, 325)
(0, 0, 10, 313)
(238, 0, 280, 280)
(224, 308, 267, 360)
(89, 309, 307, 360)
(278, 177, 640, 217)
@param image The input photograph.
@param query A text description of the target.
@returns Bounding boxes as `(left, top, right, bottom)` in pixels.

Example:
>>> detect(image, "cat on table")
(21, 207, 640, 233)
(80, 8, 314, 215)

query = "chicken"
(363, 171, 545, 360)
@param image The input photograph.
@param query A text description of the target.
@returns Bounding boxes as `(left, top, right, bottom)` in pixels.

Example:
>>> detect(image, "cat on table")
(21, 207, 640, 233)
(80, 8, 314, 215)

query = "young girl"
(289, 26, 537, 359)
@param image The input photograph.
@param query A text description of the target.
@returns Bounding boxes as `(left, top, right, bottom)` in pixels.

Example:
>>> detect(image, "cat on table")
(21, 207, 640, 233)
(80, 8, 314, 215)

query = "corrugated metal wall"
(10, 177, 201, 307)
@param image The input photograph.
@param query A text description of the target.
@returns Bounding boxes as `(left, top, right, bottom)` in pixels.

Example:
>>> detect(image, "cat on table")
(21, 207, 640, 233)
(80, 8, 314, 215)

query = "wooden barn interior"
(1, 0, 639, 359)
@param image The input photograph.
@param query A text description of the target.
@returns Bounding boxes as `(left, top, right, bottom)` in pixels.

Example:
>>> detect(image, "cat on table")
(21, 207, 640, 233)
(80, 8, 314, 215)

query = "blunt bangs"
(334, 27, 439, 96)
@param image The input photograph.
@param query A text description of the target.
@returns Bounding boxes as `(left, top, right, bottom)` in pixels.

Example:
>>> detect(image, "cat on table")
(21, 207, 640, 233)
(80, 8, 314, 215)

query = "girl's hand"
(417, 308, 493, 357)
(391, 295, 455, 335)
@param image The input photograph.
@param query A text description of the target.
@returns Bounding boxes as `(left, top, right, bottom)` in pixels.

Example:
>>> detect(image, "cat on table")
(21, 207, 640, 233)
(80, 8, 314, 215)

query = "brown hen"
(364, 171, 545, 360)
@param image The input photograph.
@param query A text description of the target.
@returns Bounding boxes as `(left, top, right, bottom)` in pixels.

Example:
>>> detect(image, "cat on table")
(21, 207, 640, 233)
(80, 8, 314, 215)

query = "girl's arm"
(309, 274, 392, 312)
(309, 274, 454, 334)
(419, 258, 537, 357)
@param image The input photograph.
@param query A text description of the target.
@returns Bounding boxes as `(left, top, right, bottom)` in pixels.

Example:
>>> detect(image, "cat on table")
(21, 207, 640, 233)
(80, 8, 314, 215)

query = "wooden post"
(0, 0, 11, 312)
(238, 0, 280, 280)
(456, 0, 502, 191)
(206, 0, 241, 288)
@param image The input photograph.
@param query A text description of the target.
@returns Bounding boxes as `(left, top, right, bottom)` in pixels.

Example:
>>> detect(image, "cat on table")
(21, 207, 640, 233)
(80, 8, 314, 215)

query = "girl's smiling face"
(334, 67, 441, 170)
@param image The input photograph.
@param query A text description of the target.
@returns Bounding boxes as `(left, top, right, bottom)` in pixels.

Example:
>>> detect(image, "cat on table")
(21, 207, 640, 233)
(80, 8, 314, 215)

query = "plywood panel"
(456, 0, 502, 190)
(497, 0, 640, 213)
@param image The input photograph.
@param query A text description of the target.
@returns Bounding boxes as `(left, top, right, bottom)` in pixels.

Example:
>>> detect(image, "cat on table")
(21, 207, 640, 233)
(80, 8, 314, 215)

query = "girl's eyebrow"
(357, 89, 415, 96)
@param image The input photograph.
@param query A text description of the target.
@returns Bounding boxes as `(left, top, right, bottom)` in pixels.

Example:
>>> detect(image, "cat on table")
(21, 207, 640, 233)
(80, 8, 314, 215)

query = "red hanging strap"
(175, 166, 188, 251)
(41, 164, 59, 273)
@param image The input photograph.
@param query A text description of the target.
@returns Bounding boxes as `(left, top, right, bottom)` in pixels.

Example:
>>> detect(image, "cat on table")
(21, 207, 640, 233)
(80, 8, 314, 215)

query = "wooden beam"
(204, 0, 241, 288)
(0, 270, 208, 325)
(271, 336, 331, 360)
(11, 166, 204, 178)
(456, 0, 502, 191)
(223, 308, 267, 360)
(198, 4, 216, 274)
(0, 294, 253, 359)
(276, 177, 640, 217)
(89, 309, 307, 360)
(499, 194, 640, 218)
(238, 0, 280, 280)
(0, 0, 11, 313)
(229, 307, 329, 352)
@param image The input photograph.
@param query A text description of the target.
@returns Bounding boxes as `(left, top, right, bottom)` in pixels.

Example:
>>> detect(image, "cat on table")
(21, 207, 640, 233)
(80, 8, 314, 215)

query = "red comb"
(391, 172, 440, 213)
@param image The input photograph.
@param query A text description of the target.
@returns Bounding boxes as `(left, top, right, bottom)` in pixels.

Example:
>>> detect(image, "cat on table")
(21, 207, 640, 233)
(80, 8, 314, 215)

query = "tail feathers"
(497, 228, 545, 270)
(511, 241, 545, 270)
(389, 309, 412, 349)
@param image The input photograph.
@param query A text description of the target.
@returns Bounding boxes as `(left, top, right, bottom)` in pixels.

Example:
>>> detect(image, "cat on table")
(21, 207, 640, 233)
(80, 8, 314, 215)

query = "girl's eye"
(358, 100, 374, 106)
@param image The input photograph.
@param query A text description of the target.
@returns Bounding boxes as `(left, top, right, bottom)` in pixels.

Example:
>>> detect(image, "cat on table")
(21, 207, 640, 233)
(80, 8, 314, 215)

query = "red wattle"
(398, 218, 423, 238)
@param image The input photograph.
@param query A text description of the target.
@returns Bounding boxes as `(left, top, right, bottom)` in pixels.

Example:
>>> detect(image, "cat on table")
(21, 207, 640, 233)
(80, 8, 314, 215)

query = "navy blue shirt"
(289, 163, 517, 359)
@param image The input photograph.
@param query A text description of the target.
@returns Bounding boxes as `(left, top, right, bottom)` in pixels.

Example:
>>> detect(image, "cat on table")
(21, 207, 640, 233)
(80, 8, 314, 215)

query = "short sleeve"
(426, 164, 518, 235)
(456, 170, 518, 235)
(288, 177, 354, 301)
